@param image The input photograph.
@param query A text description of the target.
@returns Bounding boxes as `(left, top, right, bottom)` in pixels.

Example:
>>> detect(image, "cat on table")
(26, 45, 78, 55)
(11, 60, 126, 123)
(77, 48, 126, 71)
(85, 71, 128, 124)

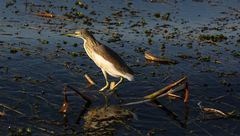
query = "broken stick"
(144, 76, 187, 100)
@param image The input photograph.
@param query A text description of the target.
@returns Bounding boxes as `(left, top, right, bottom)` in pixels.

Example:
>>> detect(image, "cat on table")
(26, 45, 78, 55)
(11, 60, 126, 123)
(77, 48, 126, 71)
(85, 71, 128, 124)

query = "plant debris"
(84, 74, 97, 86)
(107, 32, 123, 43)
(124, 76, 189, 106)
(199, 34, 227, 43)
(144, 76, 188, 101)
(202, 107, 227, 117)
(59, 85, 69, 113)
(144, 51, 178, 64)
(35, 12, 55, 18)
(0, 103, 25, 115)
(0, 111, 6, 118)
(154, 12, 161, 18)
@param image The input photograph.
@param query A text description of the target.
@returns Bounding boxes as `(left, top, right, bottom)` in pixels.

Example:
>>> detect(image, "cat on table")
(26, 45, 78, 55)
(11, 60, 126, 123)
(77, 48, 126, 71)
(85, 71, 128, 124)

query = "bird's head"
(64, 29, 92, 40)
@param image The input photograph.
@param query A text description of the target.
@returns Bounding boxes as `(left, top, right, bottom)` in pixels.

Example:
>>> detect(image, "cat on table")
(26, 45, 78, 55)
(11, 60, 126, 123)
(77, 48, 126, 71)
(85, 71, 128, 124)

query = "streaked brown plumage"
(65, 29, 134, 91)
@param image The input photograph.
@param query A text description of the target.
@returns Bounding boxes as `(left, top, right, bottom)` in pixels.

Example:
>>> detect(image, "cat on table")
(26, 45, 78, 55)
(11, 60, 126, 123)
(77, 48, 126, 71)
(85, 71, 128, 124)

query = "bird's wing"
(93, 43, 133, 75)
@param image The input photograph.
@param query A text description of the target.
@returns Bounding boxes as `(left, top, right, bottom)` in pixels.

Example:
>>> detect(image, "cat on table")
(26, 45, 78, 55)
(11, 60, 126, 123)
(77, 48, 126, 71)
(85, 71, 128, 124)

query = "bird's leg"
(99, 70, 109, 92)
(111, 77, 124, 91)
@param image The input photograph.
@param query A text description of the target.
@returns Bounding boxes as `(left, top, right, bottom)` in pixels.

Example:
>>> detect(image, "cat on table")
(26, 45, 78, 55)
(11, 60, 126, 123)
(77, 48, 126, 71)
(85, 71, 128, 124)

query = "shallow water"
(0, 0, 240, 135)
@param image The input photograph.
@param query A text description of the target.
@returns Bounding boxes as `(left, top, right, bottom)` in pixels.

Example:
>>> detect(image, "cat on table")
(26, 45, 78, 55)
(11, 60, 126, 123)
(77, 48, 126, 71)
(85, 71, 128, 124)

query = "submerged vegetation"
(199, 34, 227, 43)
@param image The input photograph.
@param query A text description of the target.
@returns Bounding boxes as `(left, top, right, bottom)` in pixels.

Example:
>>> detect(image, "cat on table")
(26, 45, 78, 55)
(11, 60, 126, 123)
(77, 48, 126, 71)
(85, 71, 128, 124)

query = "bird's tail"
(124, 73, 134, 81)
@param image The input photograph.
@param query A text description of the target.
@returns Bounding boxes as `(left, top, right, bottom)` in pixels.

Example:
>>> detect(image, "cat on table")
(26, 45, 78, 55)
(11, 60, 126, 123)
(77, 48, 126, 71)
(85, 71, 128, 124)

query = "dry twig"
(59, 85, 69, 113)
(202, 107, 227, 117)
(144, 76, 187, 100)
(84, 74, 97, 86)
(0, 103, 25, 115)
(123, 76, 189, 106)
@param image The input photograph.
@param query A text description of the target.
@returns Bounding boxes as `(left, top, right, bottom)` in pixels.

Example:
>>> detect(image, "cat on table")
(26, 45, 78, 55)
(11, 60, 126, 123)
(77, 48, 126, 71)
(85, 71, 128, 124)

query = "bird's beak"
(63, 33, 77, 37)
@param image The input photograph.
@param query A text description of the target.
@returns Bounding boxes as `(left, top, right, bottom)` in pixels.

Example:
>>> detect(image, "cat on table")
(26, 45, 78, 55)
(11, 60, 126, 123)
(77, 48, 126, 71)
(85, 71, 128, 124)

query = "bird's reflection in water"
(83, 106, 133, 136)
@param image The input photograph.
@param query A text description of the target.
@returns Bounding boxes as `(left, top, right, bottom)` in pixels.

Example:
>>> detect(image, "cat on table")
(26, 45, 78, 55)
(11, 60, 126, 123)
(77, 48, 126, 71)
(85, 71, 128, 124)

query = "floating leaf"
(35, 12, 55, 18)
(144, 51, 178, 64)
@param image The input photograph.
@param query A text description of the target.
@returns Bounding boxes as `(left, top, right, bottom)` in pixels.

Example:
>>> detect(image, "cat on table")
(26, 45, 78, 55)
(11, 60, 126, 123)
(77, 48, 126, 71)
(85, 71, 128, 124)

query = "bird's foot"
(109, 77, 123, 92)
(109, 81, 117, 91)
(110, 87, 117, 92)
(99, 83, 109, 92)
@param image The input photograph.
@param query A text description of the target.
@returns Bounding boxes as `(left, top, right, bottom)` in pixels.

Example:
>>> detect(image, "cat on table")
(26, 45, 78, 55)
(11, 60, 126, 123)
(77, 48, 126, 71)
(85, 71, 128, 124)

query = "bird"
(65, 29, 134, 91)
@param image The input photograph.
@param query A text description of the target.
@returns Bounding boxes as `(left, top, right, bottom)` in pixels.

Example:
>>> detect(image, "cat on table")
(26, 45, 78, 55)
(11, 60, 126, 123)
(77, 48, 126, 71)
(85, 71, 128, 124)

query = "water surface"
(0, 0, 240, 135)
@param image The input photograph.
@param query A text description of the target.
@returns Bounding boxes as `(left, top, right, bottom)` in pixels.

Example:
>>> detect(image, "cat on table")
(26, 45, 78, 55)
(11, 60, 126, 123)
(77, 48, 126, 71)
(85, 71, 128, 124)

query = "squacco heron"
(65, 29, 134, 91)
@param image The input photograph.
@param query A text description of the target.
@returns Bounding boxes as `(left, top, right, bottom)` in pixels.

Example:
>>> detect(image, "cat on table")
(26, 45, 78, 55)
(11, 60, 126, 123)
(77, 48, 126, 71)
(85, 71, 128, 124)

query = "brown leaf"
(59, 102, 69, 113)
(35, 12, 55, 18)
(144, 51, 177, 64)
(202, 107, 227, 117)
(0, 111, 6, 118)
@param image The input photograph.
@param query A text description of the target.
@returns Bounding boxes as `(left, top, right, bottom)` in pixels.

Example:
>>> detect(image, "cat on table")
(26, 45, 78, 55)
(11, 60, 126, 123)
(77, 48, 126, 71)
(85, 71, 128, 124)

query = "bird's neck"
(83, 36, 98, 47)
(81, 37, 87, 44)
